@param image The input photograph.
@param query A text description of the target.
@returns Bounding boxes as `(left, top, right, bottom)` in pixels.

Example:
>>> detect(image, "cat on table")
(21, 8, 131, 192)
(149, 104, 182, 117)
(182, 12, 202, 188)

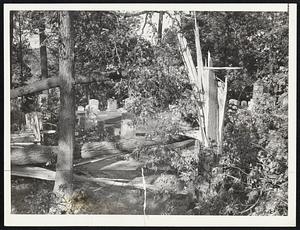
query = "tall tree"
(39, 21, 49, 88)
(53, 11, 75, 198)
(10, 11, 14, 85)
(18, 12, 24, 84)
(157, 11, 164, 43)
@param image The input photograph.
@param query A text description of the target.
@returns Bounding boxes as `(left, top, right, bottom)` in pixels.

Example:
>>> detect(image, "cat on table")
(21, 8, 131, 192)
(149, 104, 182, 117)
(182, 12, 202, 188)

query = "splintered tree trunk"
(53, 11, 75, 198)
(203, 52, 218, 144)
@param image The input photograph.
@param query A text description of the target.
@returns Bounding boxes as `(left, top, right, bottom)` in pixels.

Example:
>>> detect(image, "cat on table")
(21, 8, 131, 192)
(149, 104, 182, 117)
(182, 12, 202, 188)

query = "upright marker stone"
(107, 98, 118, 111)
(253, 81, 266, 99)
(121, 119, 135, 138)
(241, 100, 248, 108)
(89, 99, 100, 113)
(76, 106, 86, 129)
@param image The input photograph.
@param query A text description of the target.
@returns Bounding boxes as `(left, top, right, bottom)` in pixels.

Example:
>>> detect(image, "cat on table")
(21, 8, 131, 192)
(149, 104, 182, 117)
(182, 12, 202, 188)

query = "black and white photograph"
(4, 3, 296, 227)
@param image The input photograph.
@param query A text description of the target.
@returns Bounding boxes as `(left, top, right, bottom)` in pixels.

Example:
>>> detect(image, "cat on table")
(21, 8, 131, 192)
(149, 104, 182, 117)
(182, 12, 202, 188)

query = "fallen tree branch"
(10, 70, 126, 98)
(11, 145, 58, 165)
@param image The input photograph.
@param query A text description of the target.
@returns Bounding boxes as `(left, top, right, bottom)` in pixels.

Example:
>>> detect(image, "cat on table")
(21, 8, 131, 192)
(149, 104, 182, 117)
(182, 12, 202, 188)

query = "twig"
(250, 142, 270, 155)
(141, 13, 149, 35)
(114, 41, 121, 64)
(43, 122, 57, 128)
(226, 165, 249, 176)
(224, 174, 248, 185)
(239, 197, 260, 215)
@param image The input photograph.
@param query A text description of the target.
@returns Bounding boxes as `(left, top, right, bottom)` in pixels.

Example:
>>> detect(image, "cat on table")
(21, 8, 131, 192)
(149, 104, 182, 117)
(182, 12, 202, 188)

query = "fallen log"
(11, 132, 37, 143)
(11, 166, 56, 181)
(73, 153, 123, 167)
(11, 166, 159, 191)
(81, 138, 158, 159)
(11, 145, 58, 165)
(81, 138, 195, 159)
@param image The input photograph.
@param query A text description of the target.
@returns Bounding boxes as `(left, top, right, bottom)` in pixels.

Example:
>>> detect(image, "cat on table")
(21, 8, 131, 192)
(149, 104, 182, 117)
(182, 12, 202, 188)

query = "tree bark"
(18, 13, 23, 84)
(10, 77, 60, 99)
(10, 11, 14, 86)
(10, 70, 122, 99)
(203, 52, 219, 144)
(53, 11, 75, 198)
(39, 21, 49, 98)
(157, 12, 164, 43)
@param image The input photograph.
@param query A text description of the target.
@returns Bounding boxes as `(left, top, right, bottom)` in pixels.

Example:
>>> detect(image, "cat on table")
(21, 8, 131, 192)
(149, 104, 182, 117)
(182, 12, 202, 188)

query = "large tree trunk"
(53, 11, 75, 198)
(203, 52, 219, 144)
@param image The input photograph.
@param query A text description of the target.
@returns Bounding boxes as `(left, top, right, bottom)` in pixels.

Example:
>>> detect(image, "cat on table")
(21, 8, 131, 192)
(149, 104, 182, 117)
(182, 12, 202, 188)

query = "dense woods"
(10, 10, 289, 216)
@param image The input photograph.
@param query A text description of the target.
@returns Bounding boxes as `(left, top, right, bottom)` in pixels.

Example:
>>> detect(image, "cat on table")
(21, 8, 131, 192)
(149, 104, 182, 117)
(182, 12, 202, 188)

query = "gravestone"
(241, 100, 248, 108)
(120, 119, 135, 138)
(107, 98, 118, 111)
(114, 127, 121, 136)
(25, 112, 42, 143)
(89, 99, 100, 113)
(76, 106, 86, 129)
(229, 99, 239, 109)
(86, 99, 100, 122)
(253, 81, 266, 99)
(77, 106, 84, 112)
(248, 99, 254, 111)
(228, 99, 239, 112)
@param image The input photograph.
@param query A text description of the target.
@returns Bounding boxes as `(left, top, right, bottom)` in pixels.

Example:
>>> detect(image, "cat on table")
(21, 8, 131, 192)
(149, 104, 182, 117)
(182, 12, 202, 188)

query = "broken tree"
(175, 11, 240, 152)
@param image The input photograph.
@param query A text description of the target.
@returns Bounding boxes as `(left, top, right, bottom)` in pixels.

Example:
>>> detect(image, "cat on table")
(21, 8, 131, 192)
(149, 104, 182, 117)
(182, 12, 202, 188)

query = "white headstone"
(77, 106, 85, 112)
(114, 127, 121, 136)
(241, 101, 248, 108)
(89, 99, 99, 112)
(107, 98, 118, 111)
(120, 119, 135, 137)
(248, 99, 254, 110)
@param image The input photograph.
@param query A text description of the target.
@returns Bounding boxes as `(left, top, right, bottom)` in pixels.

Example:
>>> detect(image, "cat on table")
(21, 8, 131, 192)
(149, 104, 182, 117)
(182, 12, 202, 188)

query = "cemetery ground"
(11, 98, 197, 215)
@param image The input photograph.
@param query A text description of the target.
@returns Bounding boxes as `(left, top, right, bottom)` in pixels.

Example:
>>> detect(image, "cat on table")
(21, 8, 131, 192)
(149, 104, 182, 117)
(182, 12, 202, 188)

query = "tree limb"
(121, 11, 161, 18)
(10, 70, 126, 98)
